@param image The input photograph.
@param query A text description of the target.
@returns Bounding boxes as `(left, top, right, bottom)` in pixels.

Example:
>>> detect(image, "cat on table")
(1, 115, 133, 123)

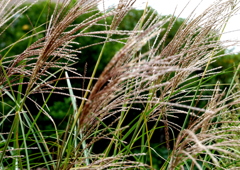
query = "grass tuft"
(0, 0, 239, 169)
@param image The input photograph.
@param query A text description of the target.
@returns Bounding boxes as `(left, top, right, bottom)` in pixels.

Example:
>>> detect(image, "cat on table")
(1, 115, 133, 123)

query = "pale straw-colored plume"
(0, 0, 239, 169)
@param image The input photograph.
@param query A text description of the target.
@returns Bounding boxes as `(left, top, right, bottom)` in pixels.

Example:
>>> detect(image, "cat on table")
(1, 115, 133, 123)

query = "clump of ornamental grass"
(0, 0, 240, 169)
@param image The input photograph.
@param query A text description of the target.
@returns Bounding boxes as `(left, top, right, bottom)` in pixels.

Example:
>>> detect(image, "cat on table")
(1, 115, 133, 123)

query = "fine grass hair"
(0, 0, 240, 169)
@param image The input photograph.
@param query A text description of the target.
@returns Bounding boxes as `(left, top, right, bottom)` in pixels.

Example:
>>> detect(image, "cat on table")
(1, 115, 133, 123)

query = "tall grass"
(0, 0, 240, 169)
